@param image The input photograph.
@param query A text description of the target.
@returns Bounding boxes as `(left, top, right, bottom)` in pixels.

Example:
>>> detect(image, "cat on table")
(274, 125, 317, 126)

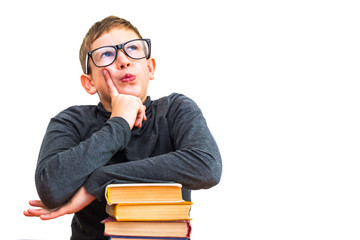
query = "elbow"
(197, 153, 222, 189)
(35, 167, 68, 209)
(202, 161, 222, 188)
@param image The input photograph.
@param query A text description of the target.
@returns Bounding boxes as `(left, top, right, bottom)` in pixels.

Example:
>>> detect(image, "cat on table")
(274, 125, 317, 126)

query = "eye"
(123, 40, 148, 59)
(101, 51, 115, 58)
(126, 44, 139, 52)
(92, 47, 117, 66)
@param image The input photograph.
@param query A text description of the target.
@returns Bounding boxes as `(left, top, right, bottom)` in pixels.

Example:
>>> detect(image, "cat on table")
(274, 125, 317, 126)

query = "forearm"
(84, 95, 223, 200)
(84, 146, 222, 200)
(35, 117, 131, 208)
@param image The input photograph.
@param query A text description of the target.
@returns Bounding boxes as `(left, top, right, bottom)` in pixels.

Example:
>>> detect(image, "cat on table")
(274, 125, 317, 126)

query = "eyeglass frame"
(85, 38, 151, 74)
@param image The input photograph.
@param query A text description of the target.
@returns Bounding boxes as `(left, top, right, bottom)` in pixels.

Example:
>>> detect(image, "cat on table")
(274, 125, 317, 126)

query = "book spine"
(105, 185, 111, 205)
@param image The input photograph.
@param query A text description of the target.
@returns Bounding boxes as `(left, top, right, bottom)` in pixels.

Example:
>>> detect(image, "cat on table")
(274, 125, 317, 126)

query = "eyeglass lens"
(91, 40, 149, 67)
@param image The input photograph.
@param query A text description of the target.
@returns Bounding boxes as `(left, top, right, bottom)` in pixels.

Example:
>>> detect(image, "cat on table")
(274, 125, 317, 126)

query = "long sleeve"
(83, 94, 222, 200)
(35, 107, 131, 209)
(34, 94, 221, 240)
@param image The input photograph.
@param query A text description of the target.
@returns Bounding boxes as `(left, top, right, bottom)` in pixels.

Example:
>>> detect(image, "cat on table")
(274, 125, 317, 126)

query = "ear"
(147, 58, 156, 80)
(80, 74, 97, 95)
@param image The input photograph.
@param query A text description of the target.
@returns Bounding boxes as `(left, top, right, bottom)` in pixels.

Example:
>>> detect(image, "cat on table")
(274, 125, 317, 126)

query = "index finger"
(103, 69, 119, 98)
(29, 200, 47, 208)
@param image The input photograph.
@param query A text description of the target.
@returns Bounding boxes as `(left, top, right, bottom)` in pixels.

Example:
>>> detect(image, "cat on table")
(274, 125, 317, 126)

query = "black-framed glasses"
(85, 38, 151, 74)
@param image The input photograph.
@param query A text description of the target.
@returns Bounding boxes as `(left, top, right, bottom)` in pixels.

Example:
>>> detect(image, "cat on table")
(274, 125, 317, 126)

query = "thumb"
(103, 69, 118, 98)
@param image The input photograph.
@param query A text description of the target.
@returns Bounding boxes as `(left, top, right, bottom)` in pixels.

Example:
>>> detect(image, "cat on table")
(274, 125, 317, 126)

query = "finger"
(29, 200, 47, 208)
(141, 105, 147, 121)
(103, 69, 118, 98)
(24, 209, 37, 217)
(134, 119, 142, 128)
(134, 105, 146, 128)
(143, 106, 147, 121)
(40, 207, 67, 220)
(24, 210, 43, 217)
(134, 107, 143, 128)
(25, 207, 53, 217)
(141, 105, 147, 125)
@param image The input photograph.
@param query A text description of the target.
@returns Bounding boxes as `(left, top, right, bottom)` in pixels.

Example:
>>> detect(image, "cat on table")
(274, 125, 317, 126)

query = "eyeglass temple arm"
(85, 53, 89, 75)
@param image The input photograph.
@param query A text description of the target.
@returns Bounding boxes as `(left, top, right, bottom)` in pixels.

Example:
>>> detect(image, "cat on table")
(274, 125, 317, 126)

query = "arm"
(35, 69, 146, 209)
(84, 95, 222, 200)
(35, 116, 131, 208)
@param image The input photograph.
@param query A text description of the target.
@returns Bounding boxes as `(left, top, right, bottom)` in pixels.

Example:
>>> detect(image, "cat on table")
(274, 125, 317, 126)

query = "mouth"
(121, 73, 136, 83)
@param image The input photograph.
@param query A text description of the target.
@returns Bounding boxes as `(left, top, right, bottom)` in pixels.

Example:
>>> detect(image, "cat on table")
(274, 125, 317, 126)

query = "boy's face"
(81, 28, 155, 109)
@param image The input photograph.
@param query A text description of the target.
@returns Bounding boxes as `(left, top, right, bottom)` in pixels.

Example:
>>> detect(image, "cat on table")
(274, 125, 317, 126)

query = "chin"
(120, 91, 138, 97)
(118, 89, 141, 99)
(118, 87, 146, 102)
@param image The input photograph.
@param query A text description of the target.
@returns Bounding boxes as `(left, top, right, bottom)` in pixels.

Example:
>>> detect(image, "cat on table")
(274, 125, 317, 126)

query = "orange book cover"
(106, 201, 193, 221)
(105, 183, 184, 205)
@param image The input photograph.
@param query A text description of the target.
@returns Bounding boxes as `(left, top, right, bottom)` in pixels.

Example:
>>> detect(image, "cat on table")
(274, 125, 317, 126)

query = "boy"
(24, 16, 222, 240)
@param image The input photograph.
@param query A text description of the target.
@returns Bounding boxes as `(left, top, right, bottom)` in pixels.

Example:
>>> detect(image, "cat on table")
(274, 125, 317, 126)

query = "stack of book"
(103, 183, 192, 240)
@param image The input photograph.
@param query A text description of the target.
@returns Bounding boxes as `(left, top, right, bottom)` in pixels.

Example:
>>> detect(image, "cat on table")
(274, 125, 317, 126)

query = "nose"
(115, 50, 132, 70)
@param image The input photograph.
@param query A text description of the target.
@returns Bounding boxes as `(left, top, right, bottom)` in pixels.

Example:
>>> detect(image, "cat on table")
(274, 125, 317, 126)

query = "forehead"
(91, 28, 140, 50)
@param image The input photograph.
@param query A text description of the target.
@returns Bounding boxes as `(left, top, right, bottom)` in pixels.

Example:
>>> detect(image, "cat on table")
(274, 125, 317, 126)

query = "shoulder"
(45, 105, 101, 140)
(155, 93, 200, 112)
(152, 93, 203, 125)
(54, 105, 98, 122)
(49, 105, 100, 134)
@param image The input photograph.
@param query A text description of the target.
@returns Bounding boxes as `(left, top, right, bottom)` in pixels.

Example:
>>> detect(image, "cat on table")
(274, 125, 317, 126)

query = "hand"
(23, 186, 96, 220)
(103, 69, 146, 129)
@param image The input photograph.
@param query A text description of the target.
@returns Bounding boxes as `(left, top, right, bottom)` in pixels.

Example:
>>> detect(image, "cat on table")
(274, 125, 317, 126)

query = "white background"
(1, 0, 360, 239)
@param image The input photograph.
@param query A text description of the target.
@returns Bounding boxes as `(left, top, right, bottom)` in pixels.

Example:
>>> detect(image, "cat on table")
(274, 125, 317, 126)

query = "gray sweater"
(35, 93, 222, 239)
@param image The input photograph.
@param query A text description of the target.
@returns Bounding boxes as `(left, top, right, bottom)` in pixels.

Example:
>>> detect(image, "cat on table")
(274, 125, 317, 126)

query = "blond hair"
(79, 16, 142, 74)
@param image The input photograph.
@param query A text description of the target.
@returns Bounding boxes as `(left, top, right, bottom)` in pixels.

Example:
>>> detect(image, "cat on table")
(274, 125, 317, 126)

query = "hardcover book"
(105, 183, 184, 204)
(103, 218, 192, 238)
(106, 201, 192, 221)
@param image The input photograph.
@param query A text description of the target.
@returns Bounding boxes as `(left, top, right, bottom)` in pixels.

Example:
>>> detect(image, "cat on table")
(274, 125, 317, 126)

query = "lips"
(121, 73, 136, 83)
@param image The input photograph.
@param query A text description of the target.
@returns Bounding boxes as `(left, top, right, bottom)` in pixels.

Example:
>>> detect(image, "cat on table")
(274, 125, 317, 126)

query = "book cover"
(103, 217, 192, 238)
(105, 183, 183, 205)
(106, 201, 193, 221)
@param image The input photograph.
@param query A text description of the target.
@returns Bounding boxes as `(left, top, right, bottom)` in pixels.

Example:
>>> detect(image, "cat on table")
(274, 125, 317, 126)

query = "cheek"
(90, 71, 107, 92)
(104, 65, 122, 80)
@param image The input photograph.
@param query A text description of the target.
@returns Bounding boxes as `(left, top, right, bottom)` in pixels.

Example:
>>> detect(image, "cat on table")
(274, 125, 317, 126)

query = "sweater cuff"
(106, 116, 131, 146)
